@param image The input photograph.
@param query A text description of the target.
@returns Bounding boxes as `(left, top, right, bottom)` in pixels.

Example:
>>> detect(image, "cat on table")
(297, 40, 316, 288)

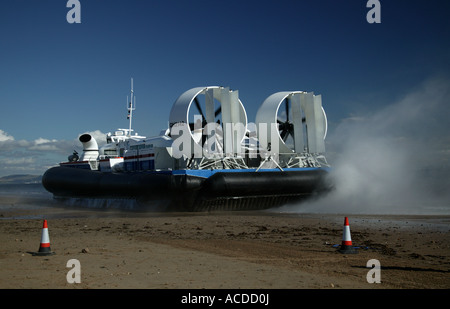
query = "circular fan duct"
(255, 91, 327, 155)
(169, 86, 248, 158)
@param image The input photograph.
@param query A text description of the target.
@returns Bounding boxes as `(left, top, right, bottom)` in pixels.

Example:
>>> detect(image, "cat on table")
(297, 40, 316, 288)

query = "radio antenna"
(126, 78, 136, 137)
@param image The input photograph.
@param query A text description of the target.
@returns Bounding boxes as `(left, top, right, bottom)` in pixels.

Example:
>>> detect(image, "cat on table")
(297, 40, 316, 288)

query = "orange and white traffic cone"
(338, 217, 357, 254)
(33, 220, 55, 256)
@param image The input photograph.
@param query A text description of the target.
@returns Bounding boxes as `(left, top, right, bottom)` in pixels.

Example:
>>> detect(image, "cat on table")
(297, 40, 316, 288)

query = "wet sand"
(0, 201, 449, 290)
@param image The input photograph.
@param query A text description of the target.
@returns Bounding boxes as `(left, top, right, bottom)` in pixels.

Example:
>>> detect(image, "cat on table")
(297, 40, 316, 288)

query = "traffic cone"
(338, 217, 357, 254)
(33, 220, 55, 256)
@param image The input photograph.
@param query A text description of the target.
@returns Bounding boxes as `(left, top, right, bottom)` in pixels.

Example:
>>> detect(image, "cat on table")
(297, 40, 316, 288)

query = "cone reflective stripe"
(33, 220, 55, 256)
(338, 217, 357, 254)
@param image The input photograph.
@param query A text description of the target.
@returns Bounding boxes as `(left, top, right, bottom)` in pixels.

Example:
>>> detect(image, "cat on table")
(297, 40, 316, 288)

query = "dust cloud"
(287, 77, 450, 214)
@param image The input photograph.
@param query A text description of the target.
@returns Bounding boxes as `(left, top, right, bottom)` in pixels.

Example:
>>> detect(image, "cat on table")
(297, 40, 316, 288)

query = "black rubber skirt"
(42, 166, 331, 211)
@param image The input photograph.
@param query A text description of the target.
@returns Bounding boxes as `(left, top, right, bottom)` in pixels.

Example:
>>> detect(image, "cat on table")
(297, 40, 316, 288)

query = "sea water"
(0, 183, 162, 218)
(0, 183, 55, 219)
(0, 183, 51, 200)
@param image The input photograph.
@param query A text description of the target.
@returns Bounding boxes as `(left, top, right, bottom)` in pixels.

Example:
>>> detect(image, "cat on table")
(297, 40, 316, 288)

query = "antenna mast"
(127, 78, 136, 137)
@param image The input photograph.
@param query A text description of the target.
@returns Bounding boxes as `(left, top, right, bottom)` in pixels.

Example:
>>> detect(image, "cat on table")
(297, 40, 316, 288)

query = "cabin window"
(104, 149, 117, 156)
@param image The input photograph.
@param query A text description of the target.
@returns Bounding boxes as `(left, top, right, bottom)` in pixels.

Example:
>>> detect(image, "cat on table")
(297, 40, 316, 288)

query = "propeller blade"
(280, 128, 288, 141)
(285, 98, 289, 122)
(289, 126, 295, 138)
(215, 106, 221, 117)
(193, 97, 205, 121)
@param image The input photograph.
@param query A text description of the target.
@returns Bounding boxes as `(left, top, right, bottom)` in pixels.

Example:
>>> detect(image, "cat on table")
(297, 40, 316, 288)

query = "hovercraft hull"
(42, 166, 330, 211)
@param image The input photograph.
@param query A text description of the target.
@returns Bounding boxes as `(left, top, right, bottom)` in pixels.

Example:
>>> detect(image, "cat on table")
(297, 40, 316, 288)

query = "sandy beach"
(0, 199, 449, 291)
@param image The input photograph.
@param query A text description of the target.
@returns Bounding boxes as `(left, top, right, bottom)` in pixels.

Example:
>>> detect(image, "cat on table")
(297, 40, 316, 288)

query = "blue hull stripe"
(170, 167, 330, 178)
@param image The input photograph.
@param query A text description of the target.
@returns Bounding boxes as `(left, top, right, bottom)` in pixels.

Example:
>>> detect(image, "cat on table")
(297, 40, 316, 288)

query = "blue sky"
(1, 0, 449, 176)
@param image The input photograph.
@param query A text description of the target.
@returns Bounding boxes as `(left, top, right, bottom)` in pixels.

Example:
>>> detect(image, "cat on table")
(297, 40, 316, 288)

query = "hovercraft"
(42, 81, 332, 211)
